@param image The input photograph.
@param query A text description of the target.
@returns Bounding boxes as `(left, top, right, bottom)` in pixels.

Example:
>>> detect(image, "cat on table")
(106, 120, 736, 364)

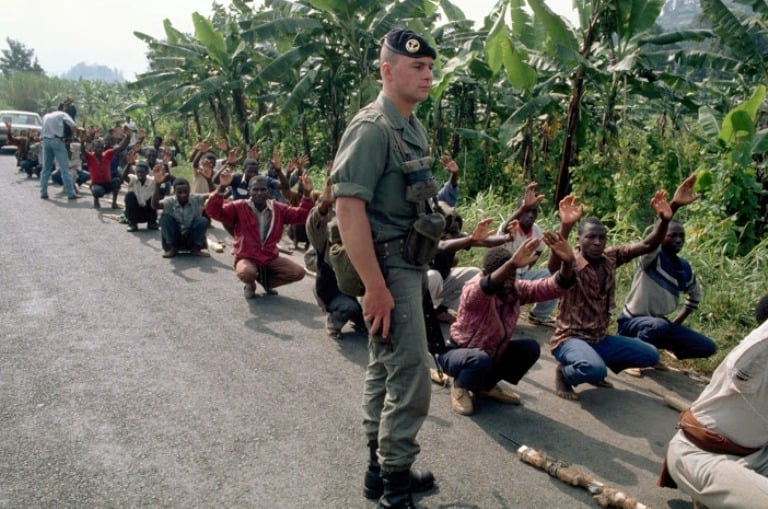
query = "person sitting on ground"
(191, 151, 218, 195)
(265, 151, 290, 204)
(306, 173, 365, 339)
(151, 172, 211, 258)
(4, 121, 41, 178)
(82, 127, 131, 209)
(427, 210, 513, 323)
(284, 154, 314, 249)
(51, 137, 88, 190)
(142, 147, 175, 199)
(122, 159, 158, 232)
(617, 219, 717, 373)
(230, 158, 261, 201)
(659, 292, 768, 509)
(548, 174, 699, 401)
(205, 170, 314, 298)
(211, 156, 260, 236)
(436, 153, 460, 207)
(438, 232, 575, 416)
(498, 183, 557, 326)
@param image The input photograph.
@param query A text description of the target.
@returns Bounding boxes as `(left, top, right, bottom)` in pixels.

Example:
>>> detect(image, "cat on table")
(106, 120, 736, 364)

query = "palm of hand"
(559, 196, 583, 224)
(219, 171, 233, 186)
(651, 190, 672, 219)
(153, 168, 166, 184)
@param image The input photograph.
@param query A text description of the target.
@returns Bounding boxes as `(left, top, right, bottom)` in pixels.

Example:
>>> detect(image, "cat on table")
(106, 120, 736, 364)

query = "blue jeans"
(40, 138, 75, 198)
(439, 339, 540, 392)
(519, 268, 557, 318)
(20, 158, 40, 177)
(91, 178, 122, 198)
(326, 292, 363, 326)
(52, 169, 89, 186)
(617, 314, 717, 360)
(160, 213, 209, 252)
(553, 335, 659, 387)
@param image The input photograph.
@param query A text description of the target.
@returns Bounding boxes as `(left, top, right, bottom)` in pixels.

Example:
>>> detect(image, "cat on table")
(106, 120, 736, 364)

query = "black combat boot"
(378, 469, 417, 509)
(364, 440, 435, 500)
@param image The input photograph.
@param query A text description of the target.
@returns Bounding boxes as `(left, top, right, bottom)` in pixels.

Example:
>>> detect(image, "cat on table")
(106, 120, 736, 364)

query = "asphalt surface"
(0, 154, 705, 508)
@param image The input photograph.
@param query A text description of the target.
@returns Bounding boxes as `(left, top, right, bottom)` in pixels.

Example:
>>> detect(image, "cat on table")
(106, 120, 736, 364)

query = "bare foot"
(555, 366, 578, 401)
(592, 379, 614, 388)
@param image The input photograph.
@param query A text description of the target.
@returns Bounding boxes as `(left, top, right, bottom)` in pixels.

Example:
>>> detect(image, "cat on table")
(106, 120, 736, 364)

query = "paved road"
(0, 154, 703, 508)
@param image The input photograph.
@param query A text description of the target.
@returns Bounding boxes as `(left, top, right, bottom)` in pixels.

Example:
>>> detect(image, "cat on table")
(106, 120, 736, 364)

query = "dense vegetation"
(1, 0, 766, 374)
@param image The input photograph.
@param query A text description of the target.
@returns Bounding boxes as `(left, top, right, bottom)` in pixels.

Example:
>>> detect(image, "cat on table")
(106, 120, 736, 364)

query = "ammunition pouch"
(403, 213, 445, 266)
(327, 218, 365, 297)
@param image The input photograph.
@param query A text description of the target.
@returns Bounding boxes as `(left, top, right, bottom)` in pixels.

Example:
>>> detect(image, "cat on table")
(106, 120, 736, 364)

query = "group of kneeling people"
(416, 173, 768, 509)
(29, 134, 767, 507)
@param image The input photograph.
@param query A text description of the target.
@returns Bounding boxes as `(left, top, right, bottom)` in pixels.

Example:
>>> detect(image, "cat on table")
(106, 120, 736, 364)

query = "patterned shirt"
(551, 245, 634, 350)
(161, 194, 207, 234)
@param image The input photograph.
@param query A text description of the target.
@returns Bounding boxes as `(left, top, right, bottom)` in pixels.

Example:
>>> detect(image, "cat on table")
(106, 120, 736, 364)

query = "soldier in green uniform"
(331, 29, 439, 509)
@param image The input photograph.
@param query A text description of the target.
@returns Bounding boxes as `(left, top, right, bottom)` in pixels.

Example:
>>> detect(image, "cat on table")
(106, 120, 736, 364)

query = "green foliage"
(0, 38, 44, 76)
(0, 71, 56, 111)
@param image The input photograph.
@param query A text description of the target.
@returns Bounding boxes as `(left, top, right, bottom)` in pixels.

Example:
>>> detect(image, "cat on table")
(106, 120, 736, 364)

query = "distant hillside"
(60, 62, 124, 83)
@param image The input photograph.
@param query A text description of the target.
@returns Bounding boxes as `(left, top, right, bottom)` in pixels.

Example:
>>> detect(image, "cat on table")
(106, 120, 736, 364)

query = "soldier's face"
(387, 56, 434, 105)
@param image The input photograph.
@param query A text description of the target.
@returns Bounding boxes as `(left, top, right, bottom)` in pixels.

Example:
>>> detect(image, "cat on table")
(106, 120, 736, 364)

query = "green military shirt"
(331, 93, 430, 269)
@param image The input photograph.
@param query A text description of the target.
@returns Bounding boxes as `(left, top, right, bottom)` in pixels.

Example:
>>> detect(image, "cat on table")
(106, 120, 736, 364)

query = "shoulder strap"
(368, 102, 412, 162)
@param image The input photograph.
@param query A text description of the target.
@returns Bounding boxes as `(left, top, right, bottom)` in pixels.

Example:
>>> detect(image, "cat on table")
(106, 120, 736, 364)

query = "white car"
(0, 110, 43, 153)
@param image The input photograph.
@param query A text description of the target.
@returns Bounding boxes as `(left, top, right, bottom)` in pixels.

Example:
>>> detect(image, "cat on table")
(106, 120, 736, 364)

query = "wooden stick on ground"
(517, 445, 650, 509)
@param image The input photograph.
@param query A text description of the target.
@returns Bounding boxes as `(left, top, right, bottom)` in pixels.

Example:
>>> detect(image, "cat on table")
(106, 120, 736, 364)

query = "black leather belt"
(374, 237, 405, 257)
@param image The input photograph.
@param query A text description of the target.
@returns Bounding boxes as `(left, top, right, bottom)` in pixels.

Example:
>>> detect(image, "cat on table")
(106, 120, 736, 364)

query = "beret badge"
(405, 38, 421, 54)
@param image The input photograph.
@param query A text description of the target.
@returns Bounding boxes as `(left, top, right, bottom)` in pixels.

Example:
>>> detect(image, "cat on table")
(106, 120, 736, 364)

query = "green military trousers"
(362, 266, 432, 472)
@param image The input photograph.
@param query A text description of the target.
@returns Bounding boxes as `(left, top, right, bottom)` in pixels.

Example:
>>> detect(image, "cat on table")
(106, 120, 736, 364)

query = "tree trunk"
(554, 14, 600, 206)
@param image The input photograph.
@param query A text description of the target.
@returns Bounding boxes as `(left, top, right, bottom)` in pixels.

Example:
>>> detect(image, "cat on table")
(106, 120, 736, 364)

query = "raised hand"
(218, 169, 234, 187)
(542, 230, 574, 262)
(470, 218, 494, 243)
(558, 194, 584, 227)
(270, 150, 282, 171)
(296, 154, 310, 169)
(505, 219, 519, 240)
(320, 176, 333, 204)
(299, 173, 313, 195)
(511, 237, 543, 269)
(440, 154, 459, 174)
(227, 147, 241, 165)
(285, 157, 297, 176)
(195, 140, 210, 153)
(218, 138, 229, 152)
(199, 163, 213, 181)
(523, 181, 545, 209)
(671, 173, 700, 208)
(249, 144, 260, 161)
(650, 189, 672, 221)
(152, 164, 167, 184)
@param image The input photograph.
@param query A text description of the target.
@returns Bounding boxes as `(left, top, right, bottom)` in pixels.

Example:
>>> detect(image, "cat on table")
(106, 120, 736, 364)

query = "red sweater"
(205, 193, 313, 265)
(83, 149, 116, 184)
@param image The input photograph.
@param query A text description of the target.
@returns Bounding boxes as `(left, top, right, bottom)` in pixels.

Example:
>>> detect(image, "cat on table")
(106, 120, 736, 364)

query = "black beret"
(383, 29, 436, 59)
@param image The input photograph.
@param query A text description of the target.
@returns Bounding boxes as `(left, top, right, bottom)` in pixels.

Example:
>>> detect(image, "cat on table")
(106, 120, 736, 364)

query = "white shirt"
(41, 111, 75, 140)
(125, 174, 155, 205)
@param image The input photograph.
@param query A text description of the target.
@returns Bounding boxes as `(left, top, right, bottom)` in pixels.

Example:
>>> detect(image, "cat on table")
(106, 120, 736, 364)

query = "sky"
(3, 0, 577, 80)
